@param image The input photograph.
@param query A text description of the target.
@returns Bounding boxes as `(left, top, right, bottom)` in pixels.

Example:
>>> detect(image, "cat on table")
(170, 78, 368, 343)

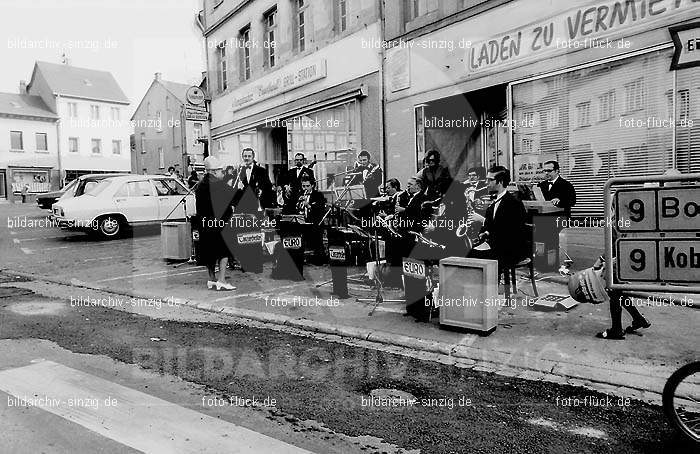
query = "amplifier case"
(438, 257, 498, 335)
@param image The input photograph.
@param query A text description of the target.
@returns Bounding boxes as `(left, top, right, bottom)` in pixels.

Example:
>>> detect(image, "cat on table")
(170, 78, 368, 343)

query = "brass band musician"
(279, 152, 316, 212)
(349, 150, 383, 199)
(296, 175, 326, 263)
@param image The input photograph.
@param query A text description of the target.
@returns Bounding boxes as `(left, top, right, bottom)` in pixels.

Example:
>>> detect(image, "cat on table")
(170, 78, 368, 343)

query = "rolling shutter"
(512, 49, 675, 218)
(676, 66, 700, 174)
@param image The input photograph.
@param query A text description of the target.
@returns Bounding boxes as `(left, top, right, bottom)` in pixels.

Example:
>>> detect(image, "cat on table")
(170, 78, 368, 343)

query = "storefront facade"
(384, 0, 700, 217)
(203, 1, 382, 193)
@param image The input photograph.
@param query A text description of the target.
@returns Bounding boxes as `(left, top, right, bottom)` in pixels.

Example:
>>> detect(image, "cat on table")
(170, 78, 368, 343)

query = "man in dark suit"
(279, 152, 315, 212)
(233, 147, 273, 214)
(538, 160, 576, 218)
(415, 149, 453, 205)
(297, 175, 326, 262)
(470, 166, 528, 267)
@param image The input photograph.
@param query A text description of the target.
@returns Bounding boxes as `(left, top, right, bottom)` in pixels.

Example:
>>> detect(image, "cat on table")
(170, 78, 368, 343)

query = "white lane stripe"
(142, 268, 206, 280)
(20, 248, 33, 255)
(213, 282, 311, 303)
(12, 235, 67, 242)
(43, 246, 70, 251)
(0, 361, 315, 454)
(94, 267, 206, 283)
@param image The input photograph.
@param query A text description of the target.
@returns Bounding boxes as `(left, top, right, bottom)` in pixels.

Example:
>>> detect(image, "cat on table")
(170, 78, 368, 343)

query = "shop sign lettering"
(467, 0, 700, 73)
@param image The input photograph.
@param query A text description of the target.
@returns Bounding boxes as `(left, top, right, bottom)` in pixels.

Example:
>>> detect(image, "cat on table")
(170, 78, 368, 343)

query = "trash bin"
(161, 221, 192, 260)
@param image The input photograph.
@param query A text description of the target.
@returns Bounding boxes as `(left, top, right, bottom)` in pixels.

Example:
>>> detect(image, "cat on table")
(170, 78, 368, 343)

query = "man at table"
(538, 160, 576, 218)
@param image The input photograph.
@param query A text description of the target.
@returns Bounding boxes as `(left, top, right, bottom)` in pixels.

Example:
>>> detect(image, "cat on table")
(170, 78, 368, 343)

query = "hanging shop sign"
(186, 86, 206, 106)
(232, 59, 327, 111)
(670, 21, 700, 70)
(466, 0, 700, 74)
(185, 107, 209, 121)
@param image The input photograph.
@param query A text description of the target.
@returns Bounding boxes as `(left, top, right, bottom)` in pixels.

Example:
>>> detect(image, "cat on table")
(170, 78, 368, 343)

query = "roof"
(31, 61, 129, 104)
(160, 80, 191, 104)
(130, 78, 194, 121)
(0, 92, 58, 120)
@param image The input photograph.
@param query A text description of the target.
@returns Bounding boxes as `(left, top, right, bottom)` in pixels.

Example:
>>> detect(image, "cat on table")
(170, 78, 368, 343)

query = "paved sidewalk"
(4, 261, 697, 406)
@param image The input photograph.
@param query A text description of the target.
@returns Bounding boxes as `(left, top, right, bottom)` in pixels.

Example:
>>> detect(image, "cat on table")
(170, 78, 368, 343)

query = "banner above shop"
(232, 59, 327, 111)
(466, 0, 700, 74)
(670, 21, 700, 70)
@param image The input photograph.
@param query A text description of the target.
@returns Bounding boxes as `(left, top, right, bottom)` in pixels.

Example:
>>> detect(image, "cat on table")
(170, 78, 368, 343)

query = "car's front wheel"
(96, 215, 123, 239)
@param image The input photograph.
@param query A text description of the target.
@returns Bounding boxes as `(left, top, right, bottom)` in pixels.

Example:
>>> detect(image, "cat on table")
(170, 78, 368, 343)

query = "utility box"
(438, 257, 498, 335)
(161, 221, 192, 260)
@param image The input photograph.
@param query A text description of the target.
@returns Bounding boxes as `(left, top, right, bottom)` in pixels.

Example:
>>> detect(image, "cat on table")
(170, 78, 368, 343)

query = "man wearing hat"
(195, 156, 237, 291)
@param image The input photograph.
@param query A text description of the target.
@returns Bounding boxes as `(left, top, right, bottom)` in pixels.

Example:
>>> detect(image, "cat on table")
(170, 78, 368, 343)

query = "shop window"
(240, 25, 251, 80)
(598, 91, 615, 122)
(69, 137, 79, 153)
(35, 133, 48, 152)
(217, 43, 228, 92)
(264, 8, 277, 68)
(91, 138, 102, 154)
(512, 49, 673, 217)
(10, 131, 23, 151)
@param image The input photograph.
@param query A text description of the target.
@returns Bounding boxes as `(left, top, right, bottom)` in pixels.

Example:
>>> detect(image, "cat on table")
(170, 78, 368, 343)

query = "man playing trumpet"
(296, 175, 326, 263)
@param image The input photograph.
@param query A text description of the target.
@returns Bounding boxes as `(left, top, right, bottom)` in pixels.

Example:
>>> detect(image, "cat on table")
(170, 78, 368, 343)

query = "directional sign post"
(604, 173, 700, 293)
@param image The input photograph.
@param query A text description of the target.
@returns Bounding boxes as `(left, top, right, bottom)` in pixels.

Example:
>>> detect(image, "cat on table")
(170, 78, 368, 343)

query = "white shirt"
(492, 190, 507, 217)
(245, 165, 253, 182)
(547, 175, 560, 190)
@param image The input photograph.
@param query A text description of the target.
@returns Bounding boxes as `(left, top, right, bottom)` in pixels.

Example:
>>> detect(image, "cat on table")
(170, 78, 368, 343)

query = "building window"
(156, 111, 162, 132)
(598, 90, 616, 121)
(67, 102, 78, 118)
(111, 107, 120, 122)
(624, 78, 644, 112)
(522, 111, 534, 127)
(522, 138, 533, 154)
(69, 137, 79, 153)
(576, 102, 591, 128)
(678, 89, 690, 121)
(112, 140, 121, 155)
(147, 102, 151, 115)
(165, 96, 170, 111)
(264, 8, 277, 68)
(339, 0, 347, 32)
(542, 107, 560, 130)
(406, 0, 438, 21)
(240, 25, 251, 80)
(90, 105, 100, 120)
(140, 133, 146, 154)
(296, 0, 307, 52)
(193, 123, 203, 138)
(158, 147, 165, 169)
(10, 131, 23, 151)
(217, 43, 228, 92)
(35, 133, 48, 152)
(91, 138, 102, 154)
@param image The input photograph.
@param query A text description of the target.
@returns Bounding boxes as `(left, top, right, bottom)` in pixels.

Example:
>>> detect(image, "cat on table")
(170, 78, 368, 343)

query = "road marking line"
(12, 235, 67, 242)
(20, 248, 33, 255)
(43, 246, 70, 251)
(213, 282, 311, 302)
(94, 267, 206, 283)
(0, 361, 315, 454)
(142, 269, 207, 280)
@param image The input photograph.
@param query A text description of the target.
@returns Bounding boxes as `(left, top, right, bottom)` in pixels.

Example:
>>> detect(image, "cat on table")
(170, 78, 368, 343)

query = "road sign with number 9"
(617, 240, 657, 281)
(616, 190, 656, 231)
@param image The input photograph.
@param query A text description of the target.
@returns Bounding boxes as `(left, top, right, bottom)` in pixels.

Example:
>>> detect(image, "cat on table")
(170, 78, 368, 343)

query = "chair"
(500, 223, 538, 300)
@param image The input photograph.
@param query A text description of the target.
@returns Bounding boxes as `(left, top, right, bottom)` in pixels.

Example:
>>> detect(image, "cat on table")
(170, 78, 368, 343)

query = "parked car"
(54, 173, 129, 204)
(50, 175, 195, 239)
(36, 179, 79, 209)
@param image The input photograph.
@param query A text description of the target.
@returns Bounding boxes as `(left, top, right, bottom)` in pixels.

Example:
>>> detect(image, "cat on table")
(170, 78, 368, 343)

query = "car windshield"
(84, 179, 113, 197)
(57, 179, 79, 199)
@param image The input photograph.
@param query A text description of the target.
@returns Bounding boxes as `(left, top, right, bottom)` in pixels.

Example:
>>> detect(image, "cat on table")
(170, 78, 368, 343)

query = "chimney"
(154, 72, 162, 81)
(19, 80, 27, 94)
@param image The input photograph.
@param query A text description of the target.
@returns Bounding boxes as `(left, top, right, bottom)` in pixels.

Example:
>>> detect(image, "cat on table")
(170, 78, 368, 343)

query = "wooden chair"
(500, 223, 538, 300)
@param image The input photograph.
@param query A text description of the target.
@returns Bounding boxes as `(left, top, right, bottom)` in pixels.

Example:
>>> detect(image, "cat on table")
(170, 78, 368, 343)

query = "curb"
(0, 268, 668, 404)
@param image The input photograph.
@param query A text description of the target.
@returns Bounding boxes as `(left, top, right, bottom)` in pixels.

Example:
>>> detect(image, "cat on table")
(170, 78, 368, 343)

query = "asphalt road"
(0, 203, 695, 453)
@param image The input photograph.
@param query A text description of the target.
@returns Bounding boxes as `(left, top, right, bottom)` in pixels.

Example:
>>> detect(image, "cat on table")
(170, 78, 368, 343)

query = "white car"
(51, 175, 195, 239)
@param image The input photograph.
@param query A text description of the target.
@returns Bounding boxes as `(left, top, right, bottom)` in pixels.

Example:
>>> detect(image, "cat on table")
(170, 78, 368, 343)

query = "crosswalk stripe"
(0, 361, 315, 454)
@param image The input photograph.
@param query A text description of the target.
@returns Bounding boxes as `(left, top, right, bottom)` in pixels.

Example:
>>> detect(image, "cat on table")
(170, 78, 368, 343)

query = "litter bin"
(162, 221, 192, 260)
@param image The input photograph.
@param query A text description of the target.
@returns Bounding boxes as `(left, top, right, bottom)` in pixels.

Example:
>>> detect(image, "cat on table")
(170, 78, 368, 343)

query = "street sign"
(185, 108, 209, 121)
(186, 86, 205, 106)
(615, 187, 699, 232)
(617, 239, 700, 283)
(605, 173, 700, 293)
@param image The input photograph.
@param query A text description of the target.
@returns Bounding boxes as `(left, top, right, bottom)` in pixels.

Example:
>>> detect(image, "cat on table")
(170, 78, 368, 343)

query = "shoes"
(207, 280, 216, 290)
(215, 281, 236, 291)
(595, 329, 626, 340)
(625, 319, 651, 333)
